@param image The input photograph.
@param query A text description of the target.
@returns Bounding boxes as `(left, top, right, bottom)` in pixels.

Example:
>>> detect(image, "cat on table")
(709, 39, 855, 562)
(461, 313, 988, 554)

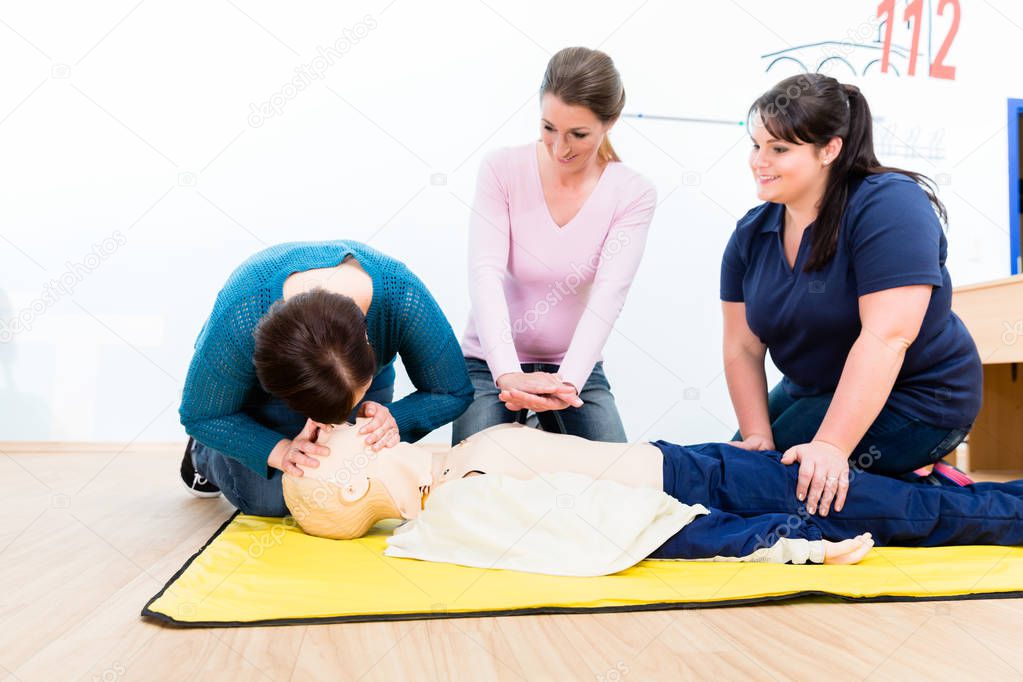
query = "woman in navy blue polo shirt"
(721, 74, 982, 518)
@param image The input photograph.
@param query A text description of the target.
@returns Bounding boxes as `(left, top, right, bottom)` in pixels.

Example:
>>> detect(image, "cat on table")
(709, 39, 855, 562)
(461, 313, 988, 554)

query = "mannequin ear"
(340, 475, 370, 503)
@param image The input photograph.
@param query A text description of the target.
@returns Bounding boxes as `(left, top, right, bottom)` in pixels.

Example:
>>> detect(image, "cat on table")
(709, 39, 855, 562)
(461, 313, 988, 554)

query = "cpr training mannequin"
(283, 419, 1023, 568)
(286, 421, 965, 572)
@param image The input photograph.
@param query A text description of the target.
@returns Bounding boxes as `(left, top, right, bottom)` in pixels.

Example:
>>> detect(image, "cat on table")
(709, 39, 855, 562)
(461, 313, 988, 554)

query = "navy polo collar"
(759, 203, 785, 234)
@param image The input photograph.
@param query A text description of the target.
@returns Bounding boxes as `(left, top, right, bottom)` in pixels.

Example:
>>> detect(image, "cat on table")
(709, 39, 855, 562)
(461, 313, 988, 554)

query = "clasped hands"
(496, 371, 583, 413)
(731, 433, 850, 516)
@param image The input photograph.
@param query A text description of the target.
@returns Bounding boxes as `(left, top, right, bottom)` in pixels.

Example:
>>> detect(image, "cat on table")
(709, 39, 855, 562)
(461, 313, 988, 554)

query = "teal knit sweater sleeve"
(374, 264, 475, 442)
(179, 294, 286, 477)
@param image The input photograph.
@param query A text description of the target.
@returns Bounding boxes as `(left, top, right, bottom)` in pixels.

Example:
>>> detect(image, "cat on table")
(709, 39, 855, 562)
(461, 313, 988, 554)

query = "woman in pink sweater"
(454, 47, 658, 444)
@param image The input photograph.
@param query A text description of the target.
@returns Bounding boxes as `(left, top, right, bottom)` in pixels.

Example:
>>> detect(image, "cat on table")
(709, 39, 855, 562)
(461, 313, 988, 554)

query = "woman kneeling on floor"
(178, 240, 473, 517)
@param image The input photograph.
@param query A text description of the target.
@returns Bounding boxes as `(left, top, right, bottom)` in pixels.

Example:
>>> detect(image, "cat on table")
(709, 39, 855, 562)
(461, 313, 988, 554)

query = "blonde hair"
(282, 474, 399, 540)
(541, 47, 626, 163)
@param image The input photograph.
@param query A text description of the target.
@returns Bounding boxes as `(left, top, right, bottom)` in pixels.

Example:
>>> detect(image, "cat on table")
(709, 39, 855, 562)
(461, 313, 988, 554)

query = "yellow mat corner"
(142, 513, 1023, 627)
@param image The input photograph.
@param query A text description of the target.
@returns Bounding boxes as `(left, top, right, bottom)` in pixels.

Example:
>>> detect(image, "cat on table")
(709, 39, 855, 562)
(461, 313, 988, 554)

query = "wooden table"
(951, 274, 1023, 470)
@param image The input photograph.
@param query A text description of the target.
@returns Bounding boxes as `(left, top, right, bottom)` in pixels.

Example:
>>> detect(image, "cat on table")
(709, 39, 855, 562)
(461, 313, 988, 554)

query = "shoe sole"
(933, 461, 974, 486)
(186, 487, 222, 499)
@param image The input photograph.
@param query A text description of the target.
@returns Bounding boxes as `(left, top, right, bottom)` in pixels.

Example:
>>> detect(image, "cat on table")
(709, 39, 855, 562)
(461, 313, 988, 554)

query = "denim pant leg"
(451, 357, 521, 444)
(767, 389, 833, 452)
(847, 416, 970, 477)
(193, 440, 288, 516)
(534, 362, 627, 442)
(731, 381, 798, 441)
(767, 382, 971, 476)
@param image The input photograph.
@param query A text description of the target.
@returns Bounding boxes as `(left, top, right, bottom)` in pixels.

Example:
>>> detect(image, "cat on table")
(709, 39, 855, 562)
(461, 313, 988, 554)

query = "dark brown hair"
(541, 47, 625, 163)
(750, 73, 946, 271)
(253, 289, 376, 424)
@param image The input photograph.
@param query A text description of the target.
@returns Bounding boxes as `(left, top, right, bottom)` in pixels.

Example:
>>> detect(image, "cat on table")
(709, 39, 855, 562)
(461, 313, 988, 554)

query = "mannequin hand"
(781, 440, 850, 515)
(358, 401, 400, 451)
(268, 418, 331, 476)
(727, 433, 775, 452)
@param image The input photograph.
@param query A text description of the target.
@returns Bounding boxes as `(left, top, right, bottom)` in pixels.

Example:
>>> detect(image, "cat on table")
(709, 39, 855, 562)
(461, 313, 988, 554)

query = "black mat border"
(141, 513, 1023, 629)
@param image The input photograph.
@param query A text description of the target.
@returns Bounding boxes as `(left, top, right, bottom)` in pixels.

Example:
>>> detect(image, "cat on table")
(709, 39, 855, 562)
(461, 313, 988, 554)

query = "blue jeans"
(451, 358, 627, 444)
(193, 373, 395, 517)
(732, 381, 970, 478)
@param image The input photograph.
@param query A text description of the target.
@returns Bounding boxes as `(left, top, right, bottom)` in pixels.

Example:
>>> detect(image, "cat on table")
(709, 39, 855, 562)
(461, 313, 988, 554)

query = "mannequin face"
(299, 418, 432, 519)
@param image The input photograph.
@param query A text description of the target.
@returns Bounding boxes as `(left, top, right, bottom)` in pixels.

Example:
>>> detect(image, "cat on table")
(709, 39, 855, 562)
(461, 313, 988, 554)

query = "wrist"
(740, 427, 773, 442)
(812, 438, 849, 458)
(268, 438, 291, 471)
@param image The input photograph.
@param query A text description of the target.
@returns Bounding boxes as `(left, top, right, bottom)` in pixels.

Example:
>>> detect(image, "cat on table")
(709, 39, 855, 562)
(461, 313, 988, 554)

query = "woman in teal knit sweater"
(178, 240, 473, 516)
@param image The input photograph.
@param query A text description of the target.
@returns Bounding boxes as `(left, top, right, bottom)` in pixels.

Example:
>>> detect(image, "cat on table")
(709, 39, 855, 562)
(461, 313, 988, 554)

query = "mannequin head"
(281, 418, 434, 539)
(282, 473, 398, 540)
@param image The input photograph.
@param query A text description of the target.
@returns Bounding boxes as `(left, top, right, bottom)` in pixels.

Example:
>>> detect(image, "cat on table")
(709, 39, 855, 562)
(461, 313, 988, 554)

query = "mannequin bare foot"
(823, 533, 874, 565)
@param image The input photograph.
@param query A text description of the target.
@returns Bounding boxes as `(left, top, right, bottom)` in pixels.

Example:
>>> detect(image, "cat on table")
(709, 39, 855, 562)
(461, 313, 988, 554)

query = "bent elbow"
(455, 380, 475, 410)
(868, 331, 915, 354)
(889, 334, 915, 352)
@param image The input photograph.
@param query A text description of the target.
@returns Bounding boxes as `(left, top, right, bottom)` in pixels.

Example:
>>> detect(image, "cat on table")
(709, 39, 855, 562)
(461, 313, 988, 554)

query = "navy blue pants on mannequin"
(649, 441, 1023, 561)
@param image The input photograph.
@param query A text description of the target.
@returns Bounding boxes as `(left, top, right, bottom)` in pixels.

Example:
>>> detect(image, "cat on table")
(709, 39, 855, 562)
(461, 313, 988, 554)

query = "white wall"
(0, 0, 1018, 444)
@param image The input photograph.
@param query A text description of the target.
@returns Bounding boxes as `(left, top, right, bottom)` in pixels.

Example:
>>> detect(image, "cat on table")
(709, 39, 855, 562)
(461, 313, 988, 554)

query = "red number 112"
(877, 0, 959, 80)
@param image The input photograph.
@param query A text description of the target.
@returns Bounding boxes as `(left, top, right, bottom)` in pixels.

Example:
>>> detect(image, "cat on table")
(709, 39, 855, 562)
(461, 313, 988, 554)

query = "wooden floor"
(1, 443, 1021, 682)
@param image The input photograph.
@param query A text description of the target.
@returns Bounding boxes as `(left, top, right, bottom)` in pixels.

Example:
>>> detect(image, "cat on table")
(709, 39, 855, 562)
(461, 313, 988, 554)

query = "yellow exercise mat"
(143, 513, 1023, 627)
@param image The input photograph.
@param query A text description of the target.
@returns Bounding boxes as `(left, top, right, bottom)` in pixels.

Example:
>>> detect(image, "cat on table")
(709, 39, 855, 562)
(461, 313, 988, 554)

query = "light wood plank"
(953, 309, 1021, 361)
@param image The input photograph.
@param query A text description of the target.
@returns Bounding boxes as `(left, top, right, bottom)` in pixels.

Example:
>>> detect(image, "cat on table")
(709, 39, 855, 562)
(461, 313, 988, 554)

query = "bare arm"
(814, 284, 932, 453)
(722, 301, 773, 449)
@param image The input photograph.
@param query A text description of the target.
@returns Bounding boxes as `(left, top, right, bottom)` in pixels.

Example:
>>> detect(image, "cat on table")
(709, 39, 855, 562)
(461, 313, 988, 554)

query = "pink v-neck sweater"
(461, 143, 658, 390)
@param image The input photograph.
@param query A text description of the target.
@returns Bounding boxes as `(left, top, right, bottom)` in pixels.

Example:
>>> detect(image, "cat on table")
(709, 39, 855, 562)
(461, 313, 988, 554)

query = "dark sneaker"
(180, 437, 221, 498)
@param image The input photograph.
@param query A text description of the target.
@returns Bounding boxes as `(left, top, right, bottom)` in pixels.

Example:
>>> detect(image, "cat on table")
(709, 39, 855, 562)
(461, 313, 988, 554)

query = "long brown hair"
(541, 47, 625, 163)
(253, 289, 376, 423)
(750, 73, 946, 271)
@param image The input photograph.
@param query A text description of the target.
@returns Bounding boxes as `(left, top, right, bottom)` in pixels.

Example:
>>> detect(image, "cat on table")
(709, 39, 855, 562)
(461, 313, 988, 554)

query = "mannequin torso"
(433, 424, 662, 491)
